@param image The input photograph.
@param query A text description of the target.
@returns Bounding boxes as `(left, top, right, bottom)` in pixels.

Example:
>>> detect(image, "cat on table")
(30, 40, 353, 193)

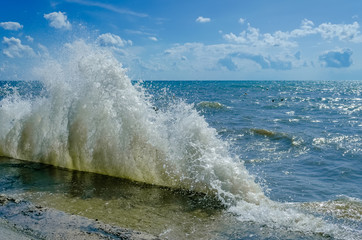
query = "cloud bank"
(223, 20, 362, 48)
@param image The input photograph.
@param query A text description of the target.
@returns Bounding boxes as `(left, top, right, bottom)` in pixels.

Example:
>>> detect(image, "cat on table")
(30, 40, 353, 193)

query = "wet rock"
(0, 194, 159, 240)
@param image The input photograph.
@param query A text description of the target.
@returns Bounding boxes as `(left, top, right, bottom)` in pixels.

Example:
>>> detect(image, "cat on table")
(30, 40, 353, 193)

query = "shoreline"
(0, 194, 159, 240)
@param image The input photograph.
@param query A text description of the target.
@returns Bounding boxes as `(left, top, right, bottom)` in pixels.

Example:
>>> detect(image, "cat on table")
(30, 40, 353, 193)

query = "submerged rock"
(0, 194, 159, 240)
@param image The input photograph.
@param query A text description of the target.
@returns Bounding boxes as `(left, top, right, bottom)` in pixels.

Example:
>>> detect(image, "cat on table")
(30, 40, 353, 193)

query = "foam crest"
(230, 200, 361, 239)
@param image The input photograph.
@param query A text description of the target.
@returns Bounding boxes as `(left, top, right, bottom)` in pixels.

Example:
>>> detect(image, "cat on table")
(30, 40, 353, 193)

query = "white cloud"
(223, 24, 289, 47)
(289, 19, 362, 41)
(2, 37, 35, 58)
(317, 22, 362, 42)
(224, 24, 260, 43)
(44, 11, 71, 30)
(239, 18, 245, 24)
(223, 32, 246, 44)
(196, 16, 211, 23)
(224, 23, 297, 48)
(149, 36, 158, 42)
(223, 19, 362, 49)
(26, 35, 34, 42)
(0, 21, 23, 31)
(96, 33, 132, 47)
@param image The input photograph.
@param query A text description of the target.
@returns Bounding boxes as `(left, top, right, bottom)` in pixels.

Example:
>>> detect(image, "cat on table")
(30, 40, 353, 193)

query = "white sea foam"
(229, 199, 361, 239)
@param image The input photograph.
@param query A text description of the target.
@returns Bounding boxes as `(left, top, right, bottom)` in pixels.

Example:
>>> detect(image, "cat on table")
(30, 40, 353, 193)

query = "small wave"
(249, 128, 304, 146)
(251, 128, 277, 137)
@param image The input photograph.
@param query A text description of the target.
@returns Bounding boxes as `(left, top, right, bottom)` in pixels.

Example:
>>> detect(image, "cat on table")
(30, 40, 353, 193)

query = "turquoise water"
(0, 43, 361, 239)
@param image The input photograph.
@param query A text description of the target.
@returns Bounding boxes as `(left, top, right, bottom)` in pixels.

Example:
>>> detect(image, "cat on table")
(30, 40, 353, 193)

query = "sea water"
(0, 41, 361, 239)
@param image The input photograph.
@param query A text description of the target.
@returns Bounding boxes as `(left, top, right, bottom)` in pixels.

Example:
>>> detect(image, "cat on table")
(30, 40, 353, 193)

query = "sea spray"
(0, 40, 264, 204)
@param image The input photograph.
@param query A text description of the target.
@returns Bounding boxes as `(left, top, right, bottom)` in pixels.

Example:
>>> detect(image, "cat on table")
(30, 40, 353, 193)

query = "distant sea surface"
(1, 78, 361, 239)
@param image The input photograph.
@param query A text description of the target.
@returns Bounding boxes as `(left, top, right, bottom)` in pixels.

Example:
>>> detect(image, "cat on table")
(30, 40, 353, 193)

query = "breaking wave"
(0, 40, 360, 239)
(0, 41, 264, 204)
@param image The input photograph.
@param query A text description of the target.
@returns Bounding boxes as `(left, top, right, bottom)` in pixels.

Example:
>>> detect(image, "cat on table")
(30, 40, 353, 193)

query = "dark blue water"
(143, 80, 362, 203)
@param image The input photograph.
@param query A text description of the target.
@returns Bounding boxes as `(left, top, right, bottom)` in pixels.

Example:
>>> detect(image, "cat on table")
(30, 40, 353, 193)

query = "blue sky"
(1, 0, 362, 80)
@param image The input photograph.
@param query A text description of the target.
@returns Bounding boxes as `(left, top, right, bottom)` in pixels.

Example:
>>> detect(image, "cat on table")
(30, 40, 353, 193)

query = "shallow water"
(2, 157, 358, 239)
(0, 157, 227, 239)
